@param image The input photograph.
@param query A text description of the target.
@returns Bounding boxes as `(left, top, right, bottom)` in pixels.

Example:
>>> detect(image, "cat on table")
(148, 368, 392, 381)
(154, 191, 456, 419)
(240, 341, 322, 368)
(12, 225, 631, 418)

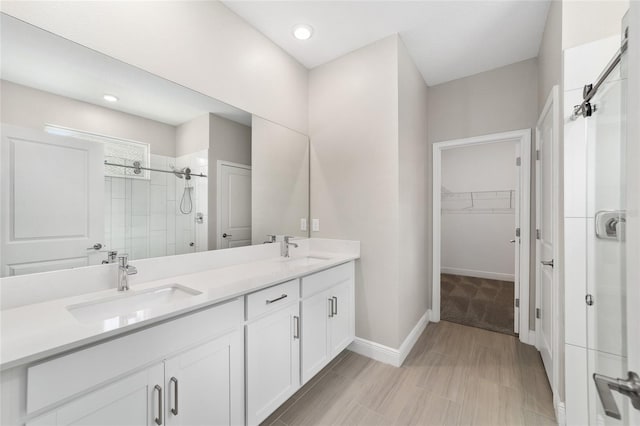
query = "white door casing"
(432, 129, 531, 344)
(217, 161, 251, 249)
(0, 125, 104, 277)
(535, 85, 560, 401)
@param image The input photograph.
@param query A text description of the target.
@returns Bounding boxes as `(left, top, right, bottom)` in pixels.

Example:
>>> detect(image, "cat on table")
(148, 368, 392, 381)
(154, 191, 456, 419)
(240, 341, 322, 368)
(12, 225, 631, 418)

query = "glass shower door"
(585, 38, 635, 425)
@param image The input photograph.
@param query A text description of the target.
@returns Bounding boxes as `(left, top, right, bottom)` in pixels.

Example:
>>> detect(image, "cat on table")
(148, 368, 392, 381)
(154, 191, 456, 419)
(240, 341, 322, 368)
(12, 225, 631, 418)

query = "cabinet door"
(329, 280, 354, 357)
(164, 328, 244, 426)
(27, 364, 164, 426)
(301, 289, 331, 384)
(246, 303, 300, 426)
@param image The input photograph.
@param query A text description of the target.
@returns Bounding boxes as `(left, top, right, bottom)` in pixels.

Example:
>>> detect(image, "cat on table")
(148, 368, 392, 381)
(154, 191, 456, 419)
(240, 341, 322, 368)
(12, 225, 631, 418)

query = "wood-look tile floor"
(262, 321, 556, 426)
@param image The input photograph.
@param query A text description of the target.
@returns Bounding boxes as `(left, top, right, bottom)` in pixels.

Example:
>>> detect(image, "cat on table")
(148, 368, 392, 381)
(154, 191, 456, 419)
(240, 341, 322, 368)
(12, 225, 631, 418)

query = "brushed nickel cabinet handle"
(293, 315, 300, 339)
(170, 377, 179, 416)
(328, 298, 334, 318)
(266, 294, 288, 304)
(332, 296, 338, 315)
(154, 385, 163, 425)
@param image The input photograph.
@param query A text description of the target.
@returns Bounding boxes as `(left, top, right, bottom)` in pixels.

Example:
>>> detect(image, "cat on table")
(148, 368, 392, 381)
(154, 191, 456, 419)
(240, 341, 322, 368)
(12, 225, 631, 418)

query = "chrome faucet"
(281, 236, 299, 258)
(117, 255, 137, 291)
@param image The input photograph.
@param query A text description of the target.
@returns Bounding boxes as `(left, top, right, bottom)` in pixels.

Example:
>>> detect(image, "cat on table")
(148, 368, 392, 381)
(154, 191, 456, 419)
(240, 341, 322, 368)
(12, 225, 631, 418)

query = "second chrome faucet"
(118, 255, 138, 291)
(281, 236, 298, 258)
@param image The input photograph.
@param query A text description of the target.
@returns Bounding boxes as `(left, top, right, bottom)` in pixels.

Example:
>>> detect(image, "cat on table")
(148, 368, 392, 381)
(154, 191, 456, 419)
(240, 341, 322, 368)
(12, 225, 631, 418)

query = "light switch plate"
(300, 218, 307, 231)
(312, 219, 320, 232)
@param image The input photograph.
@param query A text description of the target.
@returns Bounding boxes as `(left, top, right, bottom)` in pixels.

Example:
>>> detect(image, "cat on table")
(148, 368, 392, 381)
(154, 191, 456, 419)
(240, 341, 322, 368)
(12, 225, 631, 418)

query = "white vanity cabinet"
(24, 299, 245, 426)
(300, 262, 355, 384)
(164, 330, 244, 426)
(27, 364, 164, 426)
(246, 280, 301, 426)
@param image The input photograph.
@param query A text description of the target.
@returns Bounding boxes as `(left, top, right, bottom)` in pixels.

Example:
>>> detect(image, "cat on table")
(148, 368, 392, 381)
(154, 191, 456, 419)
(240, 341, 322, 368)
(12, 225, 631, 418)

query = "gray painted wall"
(310, 35, 430, 349)
(310, 35, 401, 348)
(398, 38, 430, 343)
(0, 1, 308, 134)
(251, 116, 308, 245)
(0, 80, 176, 156)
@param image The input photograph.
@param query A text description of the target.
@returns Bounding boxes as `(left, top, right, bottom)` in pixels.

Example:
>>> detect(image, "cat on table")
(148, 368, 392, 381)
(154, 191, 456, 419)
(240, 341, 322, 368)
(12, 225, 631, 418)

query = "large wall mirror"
(0, 13, 310, 277)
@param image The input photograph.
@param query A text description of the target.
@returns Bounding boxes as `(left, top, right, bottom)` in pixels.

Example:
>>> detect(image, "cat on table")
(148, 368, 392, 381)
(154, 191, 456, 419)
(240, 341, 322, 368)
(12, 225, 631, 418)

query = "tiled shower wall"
(103, 151, 208, 261)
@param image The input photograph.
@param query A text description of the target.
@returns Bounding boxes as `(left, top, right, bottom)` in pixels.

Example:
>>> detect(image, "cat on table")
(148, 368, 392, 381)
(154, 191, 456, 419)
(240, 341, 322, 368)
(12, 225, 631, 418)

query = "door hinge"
(515, 298, 520, 308)
(536, 229, 541, 239)
(515, 227, 521, 237)
(536, 308, 541, 319)
(516, 157, 521, 166)
(536, 149, 541, 160)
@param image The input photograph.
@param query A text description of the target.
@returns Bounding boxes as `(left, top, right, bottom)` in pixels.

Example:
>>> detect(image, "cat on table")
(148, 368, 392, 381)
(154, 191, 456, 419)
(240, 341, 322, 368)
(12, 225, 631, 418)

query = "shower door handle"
(593, 371, 640, 419)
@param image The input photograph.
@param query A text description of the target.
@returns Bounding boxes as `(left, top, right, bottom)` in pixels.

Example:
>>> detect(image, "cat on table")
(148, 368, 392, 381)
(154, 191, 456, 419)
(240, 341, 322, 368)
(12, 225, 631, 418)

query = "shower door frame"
(431, 129, 532, 344)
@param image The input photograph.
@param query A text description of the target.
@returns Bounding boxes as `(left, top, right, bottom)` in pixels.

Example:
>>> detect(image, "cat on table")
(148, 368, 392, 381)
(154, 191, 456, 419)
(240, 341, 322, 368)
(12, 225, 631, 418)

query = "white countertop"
(0, 251, 358, 371)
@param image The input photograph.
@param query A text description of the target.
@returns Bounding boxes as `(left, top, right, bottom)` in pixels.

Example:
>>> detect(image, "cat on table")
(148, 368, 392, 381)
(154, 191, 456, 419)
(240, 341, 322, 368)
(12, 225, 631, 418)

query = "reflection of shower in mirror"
(171, 165, 194, 215)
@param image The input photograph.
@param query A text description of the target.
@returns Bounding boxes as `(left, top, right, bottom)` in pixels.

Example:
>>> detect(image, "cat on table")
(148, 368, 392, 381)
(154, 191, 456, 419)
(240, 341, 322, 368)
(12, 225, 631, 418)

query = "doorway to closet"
(432, 130, 531, 341)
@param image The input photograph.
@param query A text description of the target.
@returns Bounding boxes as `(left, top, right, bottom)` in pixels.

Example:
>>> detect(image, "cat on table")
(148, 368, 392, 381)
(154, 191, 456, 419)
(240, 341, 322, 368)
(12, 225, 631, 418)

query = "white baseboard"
(441, 267, 515, 282)
(348, 310, 431, 367)
(554, 397, 566, 426)
(518, 329, 537, 346)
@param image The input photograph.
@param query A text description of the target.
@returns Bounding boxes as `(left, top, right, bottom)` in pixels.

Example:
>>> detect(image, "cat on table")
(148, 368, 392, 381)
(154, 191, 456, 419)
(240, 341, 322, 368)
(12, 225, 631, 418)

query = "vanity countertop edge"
(0, 252, 359, 371)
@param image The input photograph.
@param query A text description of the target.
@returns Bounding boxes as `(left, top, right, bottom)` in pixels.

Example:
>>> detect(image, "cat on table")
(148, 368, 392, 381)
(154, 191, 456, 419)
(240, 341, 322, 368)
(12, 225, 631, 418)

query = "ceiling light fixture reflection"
(293, 24, 313, 40)
(103, 94, 119, 102)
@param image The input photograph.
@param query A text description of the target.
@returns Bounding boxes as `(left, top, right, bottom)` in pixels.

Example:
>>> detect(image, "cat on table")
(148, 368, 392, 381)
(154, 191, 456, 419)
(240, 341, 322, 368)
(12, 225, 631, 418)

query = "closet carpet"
(440, 274, 515, 336)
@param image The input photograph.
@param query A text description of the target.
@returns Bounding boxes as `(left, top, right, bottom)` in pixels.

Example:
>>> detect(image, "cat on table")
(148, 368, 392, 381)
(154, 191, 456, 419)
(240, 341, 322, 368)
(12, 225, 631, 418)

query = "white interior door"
(0, 125, 104, 277)
(536, 91, 557, 387)
(218, 162, 251, 249)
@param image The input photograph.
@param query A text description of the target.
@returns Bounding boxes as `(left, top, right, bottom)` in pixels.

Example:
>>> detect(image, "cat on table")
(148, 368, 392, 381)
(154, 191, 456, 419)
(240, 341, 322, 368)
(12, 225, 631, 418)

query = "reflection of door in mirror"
(218, 163, 252, 249)
(0, 125, 104, 277)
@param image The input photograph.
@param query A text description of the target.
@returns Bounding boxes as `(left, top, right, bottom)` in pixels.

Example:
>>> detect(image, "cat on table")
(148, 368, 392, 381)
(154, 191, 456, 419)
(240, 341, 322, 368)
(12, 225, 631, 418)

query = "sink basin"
(280, 256, 331, 267)
(67, 284, 202, 326)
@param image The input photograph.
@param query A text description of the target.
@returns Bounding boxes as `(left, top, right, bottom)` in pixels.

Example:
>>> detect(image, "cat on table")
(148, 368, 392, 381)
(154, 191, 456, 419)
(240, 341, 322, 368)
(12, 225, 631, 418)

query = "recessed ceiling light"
(103, 94, 119, 102)
(292, 24, 313, 41)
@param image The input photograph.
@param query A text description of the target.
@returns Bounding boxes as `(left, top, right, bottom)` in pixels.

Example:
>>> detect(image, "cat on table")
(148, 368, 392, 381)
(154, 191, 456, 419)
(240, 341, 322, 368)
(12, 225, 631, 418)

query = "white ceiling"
(0, 14, 251, 127)
(223, 1, 551, 86)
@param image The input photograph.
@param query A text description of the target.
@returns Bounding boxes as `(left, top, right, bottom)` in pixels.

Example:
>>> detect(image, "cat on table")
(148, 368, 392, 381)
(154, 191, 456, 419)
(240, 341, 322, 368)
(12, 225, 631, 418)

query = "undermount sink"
(67, 284, 202, 326)
(279, 256, 331, 267)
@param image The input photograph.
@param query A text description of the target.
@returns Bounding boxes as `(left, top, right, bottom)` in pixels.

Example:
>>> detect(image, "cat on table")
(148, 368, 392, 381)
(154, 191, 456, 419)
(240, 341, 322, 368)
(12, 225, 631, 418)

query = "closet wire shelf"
(441, 189, 515, 214)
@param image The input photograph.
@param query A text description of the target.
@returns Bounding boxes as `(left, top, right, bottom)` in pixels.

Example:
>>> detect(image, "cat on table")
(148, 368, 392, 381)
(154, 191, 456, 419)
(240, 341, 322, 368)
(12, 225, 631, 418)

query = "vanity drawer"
(301, 262, 354, 298)
(246, 279, 299, 320)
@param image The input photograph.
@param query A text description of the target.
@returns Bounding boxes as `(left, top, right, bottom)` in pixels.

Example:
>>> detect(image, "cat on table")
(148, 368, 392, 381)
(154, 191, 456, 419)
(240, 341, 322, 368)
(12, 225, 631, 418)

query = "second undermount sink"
(67, 284, 202, 326)
(280, 256, 331, 267)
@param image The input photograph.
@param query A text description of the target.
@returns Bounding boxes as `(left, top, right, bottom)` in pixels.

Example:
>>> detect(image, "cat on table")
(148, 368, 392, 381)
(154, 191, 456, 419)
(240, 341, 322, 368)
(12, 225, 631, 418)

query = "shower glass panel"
(585, 47, 630, 425)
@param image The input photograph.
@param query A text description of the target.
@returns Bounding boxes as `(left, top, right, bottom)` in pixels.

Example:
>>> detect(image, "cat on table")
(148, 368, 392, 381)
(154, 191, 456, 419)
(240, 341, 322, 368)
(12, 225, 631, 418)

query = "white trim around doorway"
(432, 129, 532, 346)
